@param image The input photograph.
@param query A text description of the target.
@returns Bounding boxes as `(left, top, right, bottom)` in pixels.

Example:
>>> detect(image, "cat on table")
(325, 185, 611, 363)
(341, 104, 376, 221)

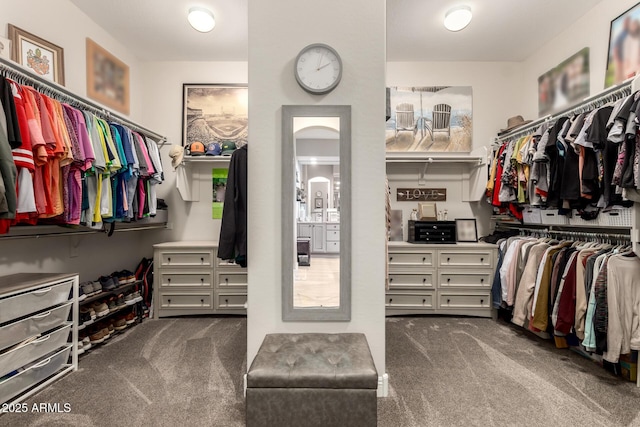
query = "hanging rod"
(0, 56, 166, 144)
(495, 76, 635, 142)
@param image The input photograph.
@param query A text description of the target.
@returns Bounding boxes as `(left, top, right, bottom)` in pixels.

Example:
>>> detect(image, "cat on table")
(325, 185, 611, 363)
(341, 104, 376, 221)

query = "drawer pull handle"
(422, 299, 426, 304)
(168, 278, 171, 283)
(201, 257, 204, 264)
(389, 298, 393, 303)
(168, 257, 171, 263)
(480, 258, 484, 263)
(168, 299, 171, 304)
(447, 278, 451, 283)
(480, 278, 484, 283)
(389, 278, 393, 282)
(225, 299, 229, 306)
(201, 299, 204, 305)
(33, 287, 52, 296)
(447, 257, 450, 263)
(422, 257, 426, 262)
(32, 356, 53, 369)
(447, 299, 450, 304)
(389, 257, 393, 261)
(225, 278, 229, 284)
(480, 299, 484, 305)
(422, 278, 426, 283)
(201, 278, 204, 284)
(33, 334, 51, 344)
(32, 310, 52, 319)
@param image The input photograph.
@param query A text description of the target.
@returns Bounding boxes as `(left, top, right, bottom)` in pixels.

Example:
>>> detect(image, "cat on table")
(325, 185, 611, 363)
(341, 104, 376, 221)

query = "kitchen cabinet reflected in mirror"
(294, 117, 340, 309)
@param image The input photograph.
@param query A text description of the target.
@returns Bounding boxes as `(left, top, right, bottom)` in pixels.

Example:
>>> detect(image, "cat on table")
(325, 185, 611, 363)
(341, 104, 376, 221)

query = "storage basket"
(568, 210, 600, 227)
(522, 207, 542, 224)
(540, 209, 569, 225)
(599, 208, 632, 227)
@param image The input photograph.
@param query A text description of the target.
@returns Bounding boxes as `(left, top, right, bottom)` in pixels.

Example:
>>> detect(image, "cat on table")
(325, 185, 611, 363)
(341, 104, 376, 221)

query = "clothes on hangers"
(0, 75, 164, 235)
(492, 232, 639, 363)
(486, 87, 638, 220)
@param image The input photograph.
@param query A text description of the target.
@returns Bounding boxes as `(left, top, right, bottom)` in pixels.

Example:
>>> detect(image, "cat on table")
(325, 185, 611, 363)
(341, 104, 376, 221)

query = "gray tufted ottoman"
(246, 333, 378, 427)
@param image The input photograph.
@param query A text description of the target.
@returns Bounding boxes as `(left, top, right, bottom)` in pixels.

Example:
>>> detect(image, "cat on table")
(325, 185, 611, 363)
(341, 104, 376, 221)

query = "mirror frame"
(282, 105, 351, 321)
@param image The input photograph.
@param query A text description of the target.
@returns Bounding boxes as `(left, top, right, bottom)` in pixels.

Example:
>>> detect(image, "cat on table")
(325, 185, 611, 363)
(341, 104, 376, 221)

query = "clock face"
(295, 43, 342, 94)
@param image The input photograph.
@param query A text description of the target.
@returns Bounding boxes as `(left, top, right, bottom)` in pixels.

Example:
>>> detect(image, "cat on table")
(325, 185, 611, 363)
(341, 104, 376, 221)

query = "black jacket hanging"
(218, 145, 247, 266)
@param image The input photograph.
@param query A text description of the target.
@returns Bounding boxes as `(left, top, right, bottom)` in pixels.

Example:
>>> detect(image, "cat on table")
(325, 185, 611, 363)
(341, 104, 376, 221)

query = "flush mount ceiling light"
(188, 7, 215, 33)
(444, 5, 472, 32)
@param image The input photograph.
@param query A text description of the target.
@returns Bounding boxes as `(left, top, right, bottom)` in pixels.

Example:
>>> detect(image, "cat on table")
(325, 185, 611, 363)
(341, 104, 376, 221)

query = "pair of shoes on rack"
(91, 301, 109, 317)
(98, 276, 119, 292)
(81, 281, 102, 297)
(114, 270, 136, 285)
(124, 291, 143, 305)
(124, 312, 136, 325)
(80, 307, 97, 327)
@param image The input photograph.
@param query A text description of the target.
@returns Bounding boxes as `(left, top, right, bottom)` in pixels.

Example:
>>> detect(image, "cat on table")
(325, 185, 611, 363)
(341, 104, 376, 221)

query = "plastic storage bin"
(0, 346, 71, 404)
(0, 280, 72, 324)
(0, 324, 71, 378)
(522, 207, 542, 224)
(540, 209, 569, 225)
(568, 210, 600, 227)
(599, 208, 632, 227)
(0, 302, 71, 351)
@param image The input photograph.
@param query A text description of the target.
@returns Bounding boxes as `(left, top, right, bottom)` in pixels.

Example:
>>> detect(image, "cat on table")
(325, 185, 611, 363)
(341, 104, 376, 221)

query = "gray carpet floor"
(2, 316, 640, 426)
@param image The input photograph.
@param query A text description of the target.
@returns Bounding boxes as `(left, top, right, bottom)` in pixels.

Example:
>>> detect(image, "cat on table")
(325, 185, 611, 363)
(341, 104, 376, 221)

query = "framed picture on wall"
(314, 198, 323, 209)
(182, 84, 248, 148)
(605, 3, 640, 88)
(8, 24, 64, 85)
(385, 86, 472, 154)
(86, 38, 130, 114)
(455, 218, 478, 242)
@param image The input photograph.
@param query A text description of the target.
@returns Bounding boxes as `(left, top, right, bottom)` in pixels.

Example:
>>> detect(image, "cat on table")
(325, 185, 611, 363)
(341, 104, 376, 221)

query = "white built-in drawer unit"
(154, 241, 246, 317)
(386, 242, 496, 317)
(0, 273, 78, 405)
(386, 292, 435, 309)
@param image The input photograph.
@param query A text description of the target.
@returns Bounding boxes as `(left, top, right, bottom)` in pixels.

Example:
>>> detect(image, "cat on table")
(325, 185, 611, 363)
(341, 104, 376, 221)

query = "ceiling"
(70, 0, 603, 62)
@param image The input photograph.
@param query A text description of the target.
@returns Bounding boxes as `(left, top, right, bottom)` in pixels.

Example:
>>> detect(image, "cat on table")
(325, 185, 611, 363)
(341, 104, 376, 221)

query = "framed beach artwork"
(385, 86, 472, 153)
(182, 84, 248, 148)
(605, 3, 640, 88)
(8, 24, 64, 85)
(86, 38, 130, 114)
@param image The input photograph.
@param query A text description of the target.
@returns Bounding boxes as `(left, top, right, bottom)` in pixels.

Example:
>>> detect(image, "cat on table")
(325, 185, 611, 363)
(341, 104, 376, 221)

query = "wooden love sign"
(396, 188, 446, 202)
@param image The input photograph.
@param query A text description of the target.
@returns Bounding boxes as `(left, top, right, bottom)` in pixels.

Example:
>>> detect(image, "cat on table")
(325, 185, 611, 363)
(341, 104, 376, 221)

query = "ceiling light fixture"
(444, 5, 472, 32)
(188, 7, 215, 33)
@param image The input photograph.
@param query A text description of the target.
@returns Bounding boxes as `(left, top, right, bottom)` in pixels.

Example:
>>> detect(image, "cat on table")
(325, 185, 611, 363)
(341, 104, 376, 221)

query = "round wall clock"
(294, 43, 342, 94)
(315, 191, 322, 197)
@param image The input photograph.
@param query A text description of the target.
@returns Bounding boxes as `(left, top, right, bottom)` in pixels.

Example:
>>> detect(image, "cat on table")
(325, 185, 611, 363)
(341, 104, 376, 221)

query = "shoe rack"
(77, 279, 147, 356)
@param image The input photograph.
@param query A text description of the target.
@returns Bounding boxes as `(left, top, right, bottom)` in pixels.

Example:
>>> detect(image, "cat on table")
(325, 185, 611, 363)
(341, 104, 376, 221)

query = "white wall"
(522, 0, 640, 120)
(247, 0, 387, 376)
(386, 61, 524, 237)
(0, 0, 144, 122)
(138, 61, 247, 244)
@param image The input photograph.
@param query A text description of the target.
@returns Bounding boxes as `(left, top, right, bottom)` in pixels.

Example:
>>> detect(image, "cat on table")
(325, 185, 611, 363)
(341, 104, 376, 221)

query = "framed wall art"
(314, 198, 323, 209)
(605, 3, 640, 88)
(182, 84, 248, 147)
(455, 218, 478, 242)
(8, 24, 64, 85)
(86, 38, 130, 114)
(0, 35, 11, 60)
(538, 48, 589, 117)
(385, 86, 472, 153)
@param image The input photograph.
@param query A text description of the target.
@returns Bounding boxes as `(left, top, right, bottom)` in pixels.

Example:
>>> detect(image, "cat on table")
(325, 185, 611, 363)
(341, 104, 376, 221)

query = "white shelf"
(182, 156, 231, 163)
(386, 146, 488, 166)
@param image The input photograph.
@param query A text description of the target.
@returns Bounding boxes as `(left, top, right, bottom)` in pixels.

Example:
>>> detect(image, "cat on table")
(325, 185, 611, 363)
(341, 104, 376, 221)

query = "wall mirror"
(282, 105, 351, 321)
